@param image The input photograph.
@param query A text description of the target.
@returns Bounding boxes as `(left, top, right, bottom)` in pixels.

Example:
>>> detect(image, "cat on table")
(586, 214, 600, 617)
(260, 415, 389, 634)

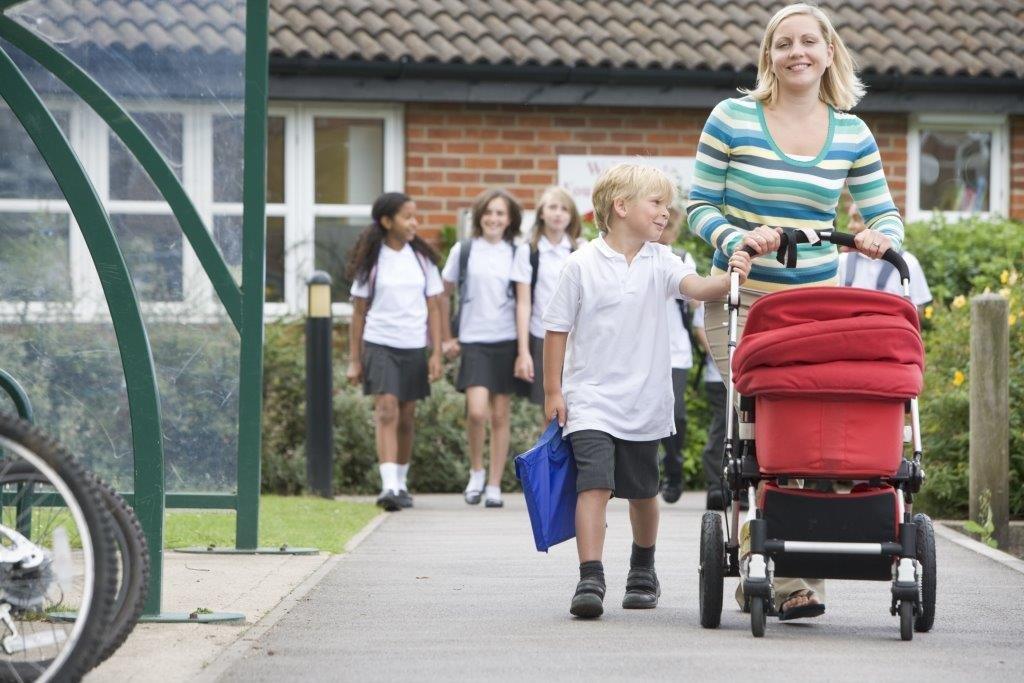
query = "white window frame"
(906, 113, 1010, 223)
(1, 99, 403, 323)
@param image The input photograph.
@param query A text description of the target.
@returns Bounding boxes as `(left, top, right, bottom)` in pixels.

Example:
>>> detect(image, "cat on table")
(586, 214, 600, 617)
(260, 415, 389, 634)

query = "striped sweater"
(687, 97, 904, 292)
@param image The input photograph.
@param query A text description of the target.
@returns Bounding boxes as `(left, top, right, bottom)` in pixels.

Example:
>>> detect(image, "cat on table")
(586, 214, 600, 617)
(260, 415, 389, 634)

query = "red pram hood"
(732, 287, 924, 399)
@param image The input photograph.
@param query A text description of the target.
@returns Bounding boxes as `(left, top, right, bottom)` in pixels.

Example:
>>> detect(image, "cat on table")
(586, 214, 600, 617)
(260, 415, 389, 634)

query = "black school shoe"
(396, 489, 413, 508)
(622, 567, 661, 609)
(375, 490, 402, 512)
(570, 577, 606, 618)
(661, 482, 683, 504)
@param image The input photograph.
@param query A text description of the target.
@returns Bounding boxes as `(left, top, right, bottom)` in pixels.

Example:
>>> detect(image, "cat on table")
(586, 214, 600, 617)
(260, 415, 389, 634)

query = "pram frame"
(699, 229, 933, 641)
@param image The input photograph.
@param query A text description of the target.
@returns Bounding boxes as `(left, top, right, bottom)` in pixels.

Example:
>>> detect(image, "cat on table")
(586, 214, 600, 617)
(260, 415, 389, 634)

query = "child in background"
(543, 164, 751, 618)
(347, 192, 445, 512)
(691, 303, 729, 511)
(510, 186, 583, 429)
(441, 189, 530, 508)
(654, 207, 697, 504)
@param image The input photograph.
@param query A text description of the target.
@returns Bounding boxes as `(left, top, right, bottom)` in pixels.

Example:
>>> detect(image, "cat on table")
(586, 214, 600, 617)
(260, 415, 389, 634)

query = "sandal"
(570, 577, 606, 618)
(778, 589, 826, 621)
(622, 567, 661, 609)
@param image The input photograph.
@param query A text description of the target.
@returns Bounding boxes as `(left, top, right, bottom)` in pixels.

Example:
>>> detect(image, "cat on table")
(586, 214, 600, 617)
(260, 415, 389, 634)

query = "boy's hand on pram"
(728, 249, 752, 284)
(738, 225, 782, 256)
(853, 228, 892, 260)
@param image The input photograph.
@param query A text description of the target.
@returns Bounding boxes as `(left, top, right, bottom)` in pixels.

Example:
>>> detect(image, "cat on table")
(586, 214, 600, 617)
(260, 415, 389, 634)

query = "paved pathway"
(218, 494, 1024, 682)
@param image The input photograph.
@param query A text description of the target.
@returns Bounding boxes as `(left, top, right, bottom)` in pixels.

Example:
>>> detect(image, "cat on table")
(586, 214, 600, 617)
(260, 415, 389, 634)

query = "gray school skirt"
(362, 342, 430, 402)
(456, 339, 529, 396)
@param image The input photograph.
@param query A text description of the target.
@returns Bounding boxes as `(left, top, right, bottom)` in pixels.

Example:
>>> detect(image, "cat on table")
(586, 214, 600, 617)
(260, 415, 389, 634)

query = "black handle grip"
(781, 229, 911, 285)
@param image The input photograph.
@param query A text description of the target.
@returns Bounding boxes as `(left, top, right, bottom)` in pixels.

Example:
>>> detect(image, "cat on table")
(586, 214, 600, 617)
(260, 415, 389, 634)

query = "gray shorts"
(568, 430, 660, 499)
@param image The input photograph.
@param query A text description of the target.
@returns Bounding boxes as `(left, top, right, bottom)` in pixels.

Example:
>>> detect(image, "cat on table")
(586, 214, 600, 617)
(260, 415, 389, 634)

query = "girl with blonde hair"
(511, 186, 583, 428)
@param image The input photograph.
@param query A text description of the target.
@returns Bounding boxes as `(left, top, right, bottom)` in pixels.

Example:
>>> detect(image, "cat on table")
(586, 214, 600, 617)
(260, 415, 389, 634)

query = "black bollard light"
(305, 270, 334, 498)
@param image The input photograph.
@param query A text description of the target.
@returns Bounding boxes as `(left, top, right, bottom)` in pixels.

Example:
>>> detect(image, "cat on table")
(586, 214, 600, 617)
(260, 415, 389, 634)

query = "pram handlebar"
(790, 229, 911, 285)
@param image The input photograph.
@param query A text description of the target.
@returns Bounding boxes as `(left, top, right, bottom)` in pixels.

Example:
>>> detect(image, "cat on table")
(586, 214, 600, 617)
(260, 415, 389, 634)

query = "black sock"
(579, 560, 605, 583)
(631, 543, 655, 569)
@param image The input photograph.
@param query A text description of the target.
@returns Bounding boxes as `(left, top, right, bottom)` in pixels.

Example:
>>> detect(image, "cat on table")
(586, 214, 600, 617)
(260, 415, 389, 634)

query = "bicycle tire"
(0, 411, 118, 682)
(88, 477, 149, 669)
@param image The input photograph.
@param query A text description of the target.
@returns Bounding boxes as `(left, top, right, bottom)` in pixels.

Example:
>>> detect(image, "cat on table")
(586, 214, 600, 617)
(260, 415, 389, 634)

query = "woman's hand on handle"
(853, 228, 893, 260)
(738, 225, 782, 256)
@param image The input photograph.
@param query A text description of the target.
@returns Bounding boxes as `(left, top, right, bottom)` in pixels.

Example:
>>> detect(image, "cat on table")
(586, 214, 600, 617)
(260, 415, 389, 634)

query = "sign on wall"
(557, 155, 696, 216)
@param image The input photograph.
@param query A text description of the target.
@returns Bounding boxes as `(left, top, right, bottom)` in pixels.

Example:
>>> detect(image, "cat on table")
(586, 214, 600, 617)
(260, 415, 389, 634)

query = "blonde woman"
(686, 3, 905, 621)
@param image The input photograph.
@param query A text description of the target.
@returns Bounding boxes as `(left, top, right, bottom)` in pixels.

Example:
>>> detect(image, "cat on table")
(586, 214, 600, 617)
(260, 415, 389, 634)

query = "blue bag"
(514, 419, 577, 552)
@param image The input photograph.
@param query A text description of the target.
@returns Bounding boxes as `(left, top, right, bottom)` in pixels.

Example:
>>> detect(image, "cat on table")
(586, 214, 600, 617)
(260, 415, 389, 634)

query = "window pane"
(111, 214, 182, 301)
(314, 118, 383, 205)
(0, 212, 71, 301)
(109, 112, 183, 201)
(0, 108, 70, 199)
(212, 215, 285, 302)
(314, 217, 364, 302)
(918, 130, 991, 213)
(213, 115, 285, 204)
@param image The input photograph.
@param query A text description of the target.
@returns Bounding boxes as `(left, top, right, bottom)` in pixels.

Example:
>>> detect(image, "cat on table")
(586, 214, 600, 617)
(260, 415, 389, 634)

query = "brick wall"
(858, 113, 908, 217)
(1011, 116, 1024, 221)
(406, 105, 918, 243)
(405, 103, 706, 241)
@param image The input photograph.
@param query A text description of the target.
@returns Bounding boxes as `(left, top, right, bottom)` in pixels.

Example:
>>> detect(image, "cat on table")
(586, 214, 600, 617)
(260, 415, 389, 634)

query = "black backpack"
(528, 237, 577, 303)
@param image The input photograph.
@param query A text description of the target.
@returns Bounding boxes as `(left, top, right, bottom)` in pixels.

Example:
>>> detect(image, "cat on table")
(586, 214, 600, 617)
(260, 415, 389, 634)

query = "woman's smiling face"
(769, 13, 834, 93)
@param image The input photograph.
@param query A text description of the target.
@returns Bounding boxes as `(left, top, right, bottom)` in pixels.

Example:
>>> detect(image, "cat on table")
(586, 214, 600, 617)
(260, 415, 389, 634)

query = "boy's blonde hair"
(741, 3, 865, 112)
(591, 163, 675, 235)
(530, 186, 582, 250)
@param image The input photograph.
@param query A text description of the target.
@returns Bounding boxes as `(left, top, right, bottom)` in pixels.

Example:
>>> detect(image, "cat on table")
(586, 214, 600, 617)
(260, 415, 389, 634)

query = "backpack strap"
(529, 246, 540, 303)
(452, 238, 472, 336)
(843, 252, 859, 287)
(875, 258, 896, 291)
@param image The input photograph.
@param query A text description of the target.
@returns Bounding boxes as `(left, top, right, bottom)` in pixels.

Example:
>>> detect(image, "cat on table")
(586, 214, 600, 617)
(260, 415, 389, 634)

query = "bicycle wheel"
(88, 478, 149, 669)
(0, 411, 117, 682)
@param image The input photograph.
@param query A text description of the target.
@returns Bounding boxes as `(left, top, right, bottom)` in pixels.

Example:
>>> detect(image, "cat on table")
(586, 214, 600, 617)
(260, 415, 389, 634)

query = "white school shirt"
(665, 250, 697, 370)
(442, 238, 530, 344)
(837, 251, 932, 306)
(542, 236, 698, 441)
(691, 304, 723, 383)
(510, 234, 575, 339)
(349, 243, 444, 349)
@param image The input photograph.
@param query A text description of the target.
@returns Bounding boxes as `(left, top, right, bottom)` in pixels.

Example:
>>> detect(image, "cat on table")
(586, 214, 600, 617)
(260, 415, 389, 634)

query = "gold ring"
(872, 241, 880, 248)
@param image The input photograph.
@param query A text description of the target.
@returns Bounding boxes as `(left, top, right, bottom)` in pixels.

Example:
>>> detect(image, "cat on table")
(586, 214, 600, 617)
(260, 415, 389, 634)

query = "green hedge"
(261, 218, 1023, 518)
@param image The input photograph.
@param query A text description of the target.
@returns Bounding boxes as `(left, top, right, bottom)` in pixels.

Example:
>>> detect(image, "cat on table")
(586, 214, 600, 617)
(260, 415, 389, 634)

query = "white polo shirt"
(691, 304, 723, 383)
(665, 250, 697, 370)
(510, 234, 575, 339)
(542, 236, 698, 441)
(350, 243, 444, 349)
(442, 238, 530, 344)
(837, 250, 932, 306)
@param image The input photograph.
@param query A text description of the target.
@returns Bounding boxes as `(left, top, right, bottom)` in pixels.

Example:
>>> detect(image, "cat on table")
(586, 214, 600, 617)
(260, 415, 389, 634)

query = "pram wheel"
(899, 600, 914, 641)
(750, 596, 767, 637)
(698, 512, 725, 628)
(913, 513, 936, 632)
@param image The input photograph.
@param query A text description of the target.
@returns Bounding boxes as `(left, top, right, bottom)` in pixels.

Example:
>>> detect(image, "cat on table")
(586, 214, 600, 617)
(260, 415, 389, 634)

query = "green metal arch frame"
(0, 16, 243, 331)
(0, 43, 166, 613)
(0, 368, 33, 422)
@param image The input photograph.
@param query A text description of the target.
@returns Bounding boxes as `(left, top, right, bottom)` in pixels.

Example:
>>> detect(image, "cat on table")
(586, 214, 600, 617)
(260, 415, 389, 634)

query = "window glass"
(0, 212, 71, 301)
(109, 112, 183, 201)
(314, 217, 364, 302)
(918, 130, 991, 213)
(0, 108, 70, 199)
(111, 214, 183, 301)
(313, 118, 383, 205)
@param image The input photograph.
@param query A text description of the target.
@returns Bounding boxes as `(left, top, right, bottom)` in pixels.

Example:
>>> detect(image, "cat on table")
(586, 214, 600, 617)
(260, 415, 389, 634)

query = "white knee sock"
(397, 464, 410, 491)
(466, 469, 485, 492)
(379, 463, 399, 493)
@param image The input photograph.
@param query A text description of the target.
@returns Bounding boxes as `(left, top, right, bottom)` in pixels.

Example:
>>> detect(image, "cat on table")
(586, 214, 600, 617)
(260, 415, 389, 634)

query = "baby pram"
(698, 229, 935, 641)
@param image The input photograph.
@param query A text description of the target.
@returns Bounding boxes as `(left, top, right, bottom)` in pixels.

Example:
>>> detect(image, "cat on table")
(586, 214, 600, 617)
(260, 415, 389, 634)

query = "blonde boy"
(542, 163, 751, 618)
